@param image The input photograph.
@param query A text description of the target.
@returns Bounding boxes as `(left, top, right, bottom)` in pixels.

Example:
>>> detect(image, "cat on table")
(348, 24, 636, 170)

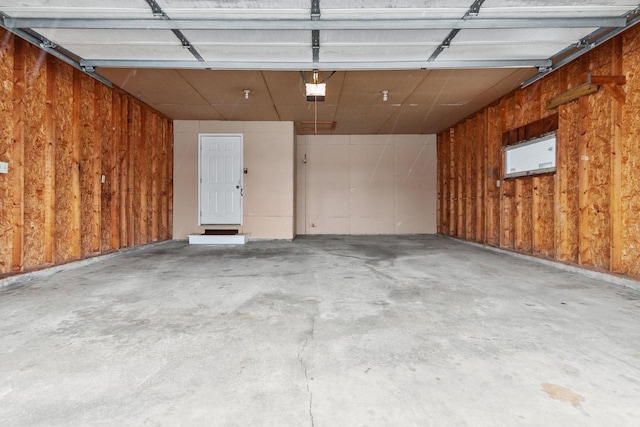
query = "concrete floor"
(1, 236, 639, 426)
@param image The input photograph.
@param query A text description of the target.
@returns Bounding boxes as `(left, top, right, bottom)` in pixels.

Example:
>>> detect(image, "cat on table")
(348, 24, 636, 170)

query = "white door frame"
(198, 133, 244, 226)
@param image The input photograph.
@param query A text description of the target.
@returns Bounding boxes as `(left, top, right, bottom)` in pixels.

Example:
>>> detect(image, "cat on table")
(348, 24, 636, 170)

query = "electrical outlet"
(0, 161, 8, 174)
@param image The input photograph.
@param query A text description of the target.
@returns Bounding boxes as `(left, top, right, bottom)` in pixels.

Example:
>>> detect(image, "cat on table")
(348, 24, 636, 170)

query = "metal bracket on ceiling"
(441, 31, 458, 49)
(143, 0, 204, 62)
(300, 69, 336, 86)
(428, 29, 459, 62)
(144, 0, 164, 17)
(467, 0, 485, 17)
(311, 0, 321, 63)
(522, 8, 640, 88)
(429, 0, 486, 62)
(41, 39, 57, 49)
(311, 0, 321, 21)
(312, 30, 320, 63)
(576, 38, 590, 48)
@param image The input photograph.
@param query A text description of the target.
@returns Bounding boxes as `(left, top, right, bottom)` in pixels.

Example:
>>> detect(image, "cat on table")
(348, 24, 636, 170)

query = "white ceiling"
(1, 1, 638, 133)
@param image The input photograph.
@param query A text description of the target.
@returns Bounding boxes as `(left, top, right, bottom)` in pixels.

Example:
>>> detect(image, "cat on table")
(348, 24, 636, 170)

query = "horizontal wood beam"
(546, 74, 626, 110)
(546, 83, 599, 110)
(589, 75, 626, 85)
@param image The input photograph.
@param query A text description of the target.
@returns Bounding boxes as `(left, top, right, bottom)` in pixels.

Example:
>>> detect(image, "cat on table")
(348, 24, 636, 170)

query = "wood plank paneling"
(109, 88, 121, 250)
(500, 96, 516, 249)
(44, 56, 55, 264)
(443, 130, 451, 237)
(132, 103, 142, 246)
(0, 29, 173, 277)
(99, 83, 114, 252)
(519, 178, 533, 253)
(557, 62, 581, 263)
(79, 75, 100, 256)
(545, 68, 564, 261)
(536, 175, 555, 258)
(70, 69, 82, 259)
(23, 46, 47, 268)
(140, 108, 149, 243)
(532, 79, 555, 259)
(447, 128, 456, 236)
(465, 118, 475, 240)
(456, 122, 466, 238)
(620, 26, 640, 275)
(585, 90, 611, 269)
(0, 33, 16, 273)
(514, 88, 534, 254)
(151, 115, 160, 242)
(486, 105, 501, 247)
(11, 39, 25, 272)
(476, 111, 486, 243)
(436, 23, 640, 279)
(120, 95, 131, 248)
(145, 111, 155, 241)
(610, 36, 623, 272)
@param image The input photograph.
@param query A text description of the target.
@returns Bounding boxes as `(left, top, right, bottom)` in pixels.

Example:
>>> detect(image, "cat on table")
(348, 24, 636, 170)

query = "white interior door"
(199, 134, 243, 225)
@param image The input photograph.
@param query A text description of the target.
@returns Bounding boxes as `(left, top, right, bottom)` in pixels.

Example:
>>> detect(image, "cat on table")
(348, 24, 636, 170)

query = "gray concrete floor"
(1, 235, 639, 426)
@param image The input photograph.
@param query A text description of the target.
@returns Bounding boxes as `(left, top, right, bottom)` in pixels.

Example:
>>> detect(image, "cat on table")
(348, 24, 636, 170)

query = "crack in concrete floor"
(297, 316, 316, 427)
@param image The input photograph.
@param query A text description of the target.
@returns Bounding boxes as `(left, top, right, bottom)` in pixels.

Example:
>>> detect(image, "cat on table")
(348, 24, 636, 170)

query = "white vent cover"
(504, 133, 556, 178)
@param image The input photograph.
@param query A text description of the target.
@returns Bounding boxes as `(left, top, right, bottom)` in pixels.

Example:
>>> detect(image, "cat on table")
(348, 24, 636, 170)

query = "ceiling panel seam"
(476, 68, 528, 103)
(175, 69, 227, 119)
(331, 71, 346, 122)
(375, 71, 432, 134)
(261, 71, 282, 121)
(143, 0, 203, 62)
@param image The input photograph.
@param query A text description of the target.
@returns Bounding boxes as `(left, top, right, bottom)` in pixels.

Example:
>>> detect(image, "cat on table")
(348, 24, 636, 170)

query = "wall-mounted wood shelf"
(546, 73, 626, 110)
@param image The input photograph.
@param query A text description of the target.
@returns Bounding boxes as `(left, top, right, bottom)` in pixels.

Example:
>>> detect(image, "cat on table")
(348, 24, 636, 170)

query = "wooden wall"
(0, 31, 173, 277)
(437, 24, 640, 278)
